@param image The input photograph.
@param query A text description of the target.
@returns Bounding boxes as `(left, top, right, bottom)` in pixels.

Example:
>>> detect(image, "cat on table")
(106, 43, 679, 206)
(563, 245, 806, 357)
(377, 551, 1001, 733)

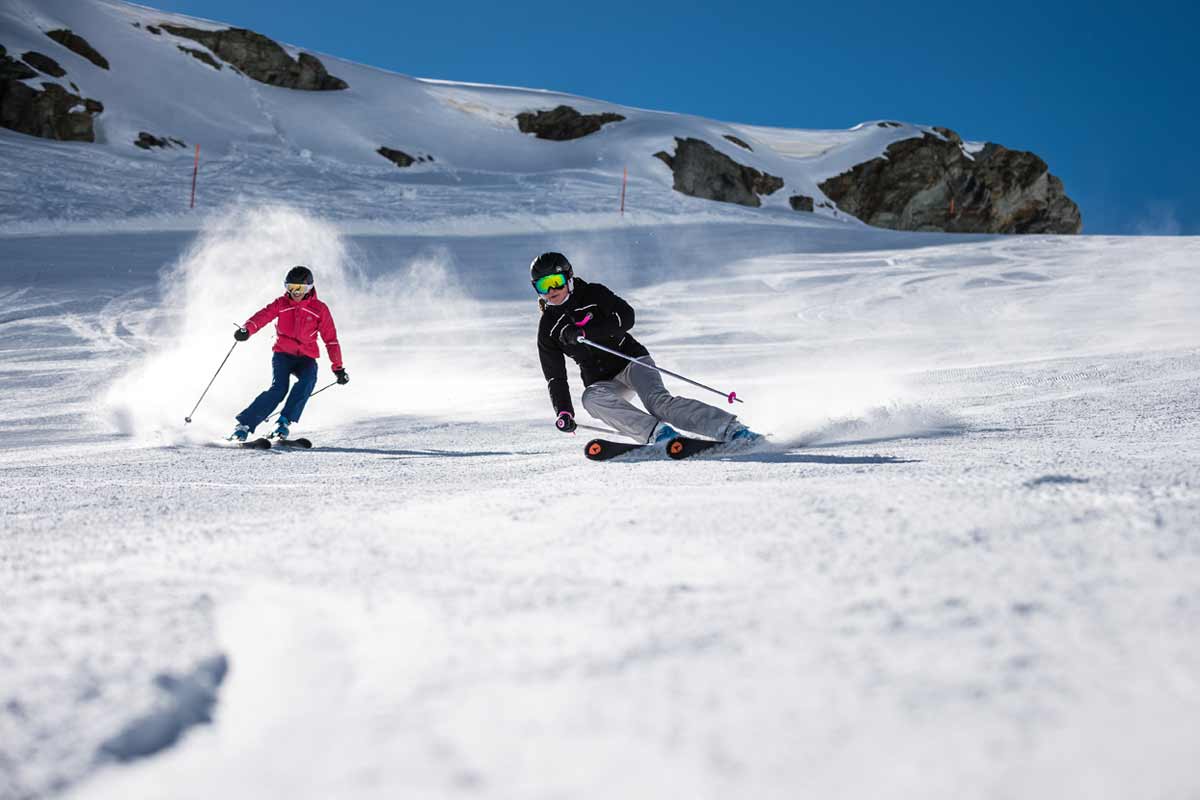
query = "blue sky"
(155, 0, 1197, 235)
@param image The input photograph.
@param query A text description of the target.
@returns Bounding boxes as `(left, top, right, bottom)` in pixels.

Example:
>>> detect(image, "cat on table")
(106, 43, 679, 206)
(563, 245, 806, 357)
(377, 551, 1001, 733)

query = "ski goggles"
(533, 273, 568, 294)
(285, 282, 312, 294)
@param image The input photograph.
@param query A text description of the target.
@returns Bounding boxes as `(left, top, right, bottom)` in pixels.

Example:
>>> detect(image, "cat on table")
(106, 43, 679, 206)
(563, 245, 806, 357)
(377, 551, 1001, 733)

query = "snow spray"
(103, 204, 513, 444)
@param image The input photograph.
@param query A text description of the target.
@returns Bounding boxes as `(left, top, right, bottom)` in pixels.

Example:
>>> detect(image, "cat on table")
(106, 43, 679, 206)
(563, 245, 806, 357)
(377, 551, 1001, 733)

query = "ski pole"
(268, 381, 338, 422)
(574, 421, 622, 436)
(576, 338, 745, 404)
(184, 330, 240, 423)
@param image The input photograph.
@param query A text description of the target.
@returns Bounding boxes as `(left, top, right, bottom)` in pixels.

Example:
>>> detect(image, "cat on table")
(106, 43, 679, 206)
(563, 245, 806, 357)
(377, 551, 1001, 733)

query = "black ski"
(240, 437, 272, 450)
(274, 437, 313, 449)
(665, 436, 724, 460)
(584, 438, 648, 461)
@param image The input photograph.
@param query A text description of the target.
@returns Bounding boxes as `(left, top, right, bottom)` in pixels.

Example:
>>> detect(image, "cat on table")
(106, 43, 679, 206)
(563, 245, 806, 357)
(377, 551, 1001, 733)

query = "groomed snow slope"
(2, 207, 1199, 800)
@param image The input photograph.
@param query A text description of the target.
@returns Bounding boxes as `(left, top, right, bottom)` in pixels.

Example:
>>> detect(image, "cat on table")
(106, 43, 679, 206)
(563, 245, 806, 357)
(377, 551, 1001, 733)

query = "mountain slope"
(0, 0, 1077, 233)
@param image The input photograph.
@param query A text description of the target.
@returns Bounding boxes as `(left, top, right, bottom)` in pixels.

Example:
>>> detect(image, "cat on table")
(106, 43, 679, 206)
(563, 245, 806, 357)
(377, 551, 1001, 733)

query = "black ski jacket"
(537, 279, 649, 416)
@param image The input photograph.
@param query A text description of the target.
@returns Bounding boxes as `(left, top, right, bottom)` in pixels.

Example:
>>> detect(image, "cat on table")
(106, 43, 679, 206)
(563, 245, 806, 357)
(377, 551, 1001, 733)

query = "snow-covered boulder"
(516, 104, 625, 140)
(818, 127, 1082, 234)
(45, 29, 110, 70)
(0, 46, 103, 141)
(20, 50, 66, 78)
(654, 137, 784, 208)
(158, 25, 348, 91)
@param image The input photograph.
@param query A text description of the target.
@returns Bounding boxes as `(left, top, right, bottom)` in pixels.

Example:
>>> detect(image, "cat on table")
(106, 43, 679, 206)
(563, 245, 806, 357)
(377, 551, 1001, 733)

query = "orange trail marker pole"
(190, 144, 200, 209)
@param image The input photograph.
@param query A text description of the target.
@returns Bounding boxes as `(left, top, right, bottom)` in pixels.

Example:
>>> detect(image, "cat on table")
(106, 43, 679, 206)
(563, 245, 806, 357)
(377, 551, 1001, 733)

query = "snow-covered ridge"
(0, 0, 969, 231)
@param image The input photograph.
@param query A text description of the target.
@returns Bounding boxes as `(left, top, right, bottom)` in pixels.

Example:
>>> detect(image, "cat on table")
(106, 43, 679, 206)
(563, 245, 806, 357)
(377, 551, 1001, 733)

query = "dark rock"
(724, 134, 752, 151)
(377, 146, 415, 167)
(516, 105, 625, 141)
(1, 48, 38, 81)
(0, 79, 101, 141)
(789, 195, 814, 212)
(177, 46, 222, 71)
(159, 25, 347, 90)
(135, 132, 166, 149)
(817, 128, 1082, 234)
(21, 51, 66, 78)
(653, 137, 784, 208)
(147, 26, 162, 36)
(135, 132, 188, 149)
(45, 29, 110, 70)
(877, 121, 903, 128)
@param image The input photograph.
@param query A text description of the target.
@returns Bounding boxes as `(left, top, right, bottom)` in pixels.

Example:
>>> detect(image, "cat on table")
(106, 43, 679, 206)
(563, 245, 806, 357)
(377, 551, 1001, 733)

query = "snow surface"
(3, 2, 1200, 799)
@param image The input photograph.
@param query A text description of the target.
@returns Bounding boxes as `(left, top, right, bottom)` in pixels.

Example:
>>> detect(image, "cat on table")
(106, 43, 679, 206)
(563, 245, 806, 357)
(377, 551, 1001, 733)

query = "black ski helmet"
(285, 265, 313, 286)
(530, 252, 573, 295)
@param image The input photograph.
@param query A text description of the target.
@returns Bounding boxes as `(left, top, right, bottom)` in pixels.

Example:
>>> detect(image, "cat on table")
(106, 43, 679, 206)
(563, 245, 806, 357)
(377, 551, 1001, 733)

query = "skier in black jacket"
(532, 252, 761, 445)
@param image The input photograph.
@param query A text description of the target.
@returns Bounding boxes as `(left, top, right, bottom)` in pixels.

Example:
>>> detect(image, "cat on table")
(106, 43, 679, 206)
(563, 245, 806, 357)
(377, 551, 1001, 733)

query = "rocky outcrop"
(1, 46, 37, 80)
(516, 105, 625, 141)
(724, 134, 752, 151)
(789, 194, 814, 212)
(377, 146, 414, 167)
(653, 137, 783, 208)
(178, 46, 221, 71)
(377, 146, 434, 167)
(0, 79, 103, 141)
(135, 132, 186, 149)
(2, 45, 103, 140)
(818, 128, 1081, 234)
(21, 51, 66, 78)
(45, 29, 109, 70)
(158, 25, 348, 90)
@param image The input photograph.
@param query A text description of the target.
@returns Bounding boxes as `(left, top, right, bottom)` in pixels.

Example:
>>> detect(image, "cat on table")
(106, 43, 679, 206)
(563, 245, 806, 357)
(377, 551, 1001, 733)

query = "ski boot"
(725, 423, 764, 446)
(228, 423, 250, 442)
(270, 415, 291, 440)
(649, 422, 679, 446)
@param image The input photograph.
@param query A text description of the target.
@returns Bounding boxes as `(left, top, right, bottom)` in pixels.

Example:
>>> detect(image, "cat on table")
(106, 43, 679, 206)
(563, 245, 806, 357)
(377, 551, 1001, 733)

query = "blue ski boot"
(228, 423, 250, 442)
(725, 423, 764, 446)
(649, 422, 679, 446)
(271, 416, 291, 440)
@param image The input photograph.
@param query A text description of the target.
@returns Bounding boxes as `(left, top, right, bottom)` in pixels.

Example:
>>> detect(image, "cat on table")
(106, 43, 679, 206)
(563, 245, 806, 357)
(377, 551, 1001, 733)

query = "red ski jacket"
(243, 289, 344, 371)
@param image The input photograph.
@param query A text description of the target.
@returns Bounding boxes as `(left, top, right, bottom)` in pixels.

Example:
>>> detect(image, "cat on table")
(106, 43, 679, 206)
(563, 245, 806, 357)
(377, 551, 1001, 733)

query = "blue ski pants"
(237, 352, 318, 431)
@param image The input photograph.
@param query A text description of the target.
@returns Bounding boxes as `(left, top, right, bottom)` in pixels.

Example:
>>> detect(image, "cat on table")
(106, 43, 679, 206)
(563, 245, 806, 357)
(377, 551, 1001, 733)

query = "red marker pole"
(190, 144, 200, 209)
(619, 166, 627, 215)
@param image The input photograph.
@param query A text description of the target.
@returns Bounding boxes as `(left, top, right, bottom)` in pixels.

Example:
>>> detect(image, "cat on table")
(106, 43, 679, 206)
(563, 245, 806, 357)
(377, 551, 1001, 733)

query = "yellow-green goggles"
(285, 282, 311, 295)
(533, 273, 567, 294)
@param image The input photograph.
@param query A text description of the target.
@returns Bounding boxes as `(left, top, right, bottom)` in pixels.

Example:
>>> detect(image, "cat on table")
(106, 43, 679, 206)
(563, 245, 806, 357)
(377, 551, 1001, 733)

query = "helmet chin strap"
(542, 277, 573, 306)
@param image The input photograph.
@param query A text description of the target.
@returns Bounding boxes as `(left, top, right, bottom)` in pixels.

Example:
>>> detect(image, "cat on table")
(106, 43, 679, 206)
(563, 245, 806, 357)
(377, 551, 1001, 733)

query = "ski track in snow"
(2, 210, 1199, 799)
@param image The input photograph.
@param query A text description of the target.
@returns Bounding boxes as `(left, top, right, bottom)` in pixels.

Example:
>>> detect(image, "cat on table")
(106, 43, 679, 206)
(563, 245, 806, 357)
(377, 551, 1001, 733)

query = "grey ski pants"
(581, 356, 738, 443)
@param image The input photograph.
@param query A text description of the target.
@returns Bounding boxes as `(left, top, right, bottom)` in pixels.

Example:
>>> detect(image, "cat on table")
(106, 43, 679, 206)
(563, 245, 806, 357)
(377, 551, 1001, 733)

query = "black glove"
(583, 313, 619, 340)
(234, 327, 249, 341)
(555, 412, 577, 433)
(558, 321, 583, 348)
(334, 368, 349, 385)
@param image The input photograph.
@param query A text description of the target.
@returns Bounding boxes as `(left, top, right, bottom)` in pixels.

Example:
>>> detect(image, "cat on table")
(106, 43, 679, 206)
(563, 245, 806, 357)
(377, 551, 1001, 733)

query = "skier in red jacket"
(229, 266, 348, 441)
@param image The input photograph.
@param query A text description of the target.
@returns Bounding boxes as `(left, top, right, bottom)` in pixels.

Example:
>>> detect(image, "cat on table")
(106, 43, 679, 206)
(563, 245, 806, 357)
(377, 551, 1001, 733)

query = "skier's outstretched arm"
(237, 297, 286, 339)
(538, 335, 575, 432)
